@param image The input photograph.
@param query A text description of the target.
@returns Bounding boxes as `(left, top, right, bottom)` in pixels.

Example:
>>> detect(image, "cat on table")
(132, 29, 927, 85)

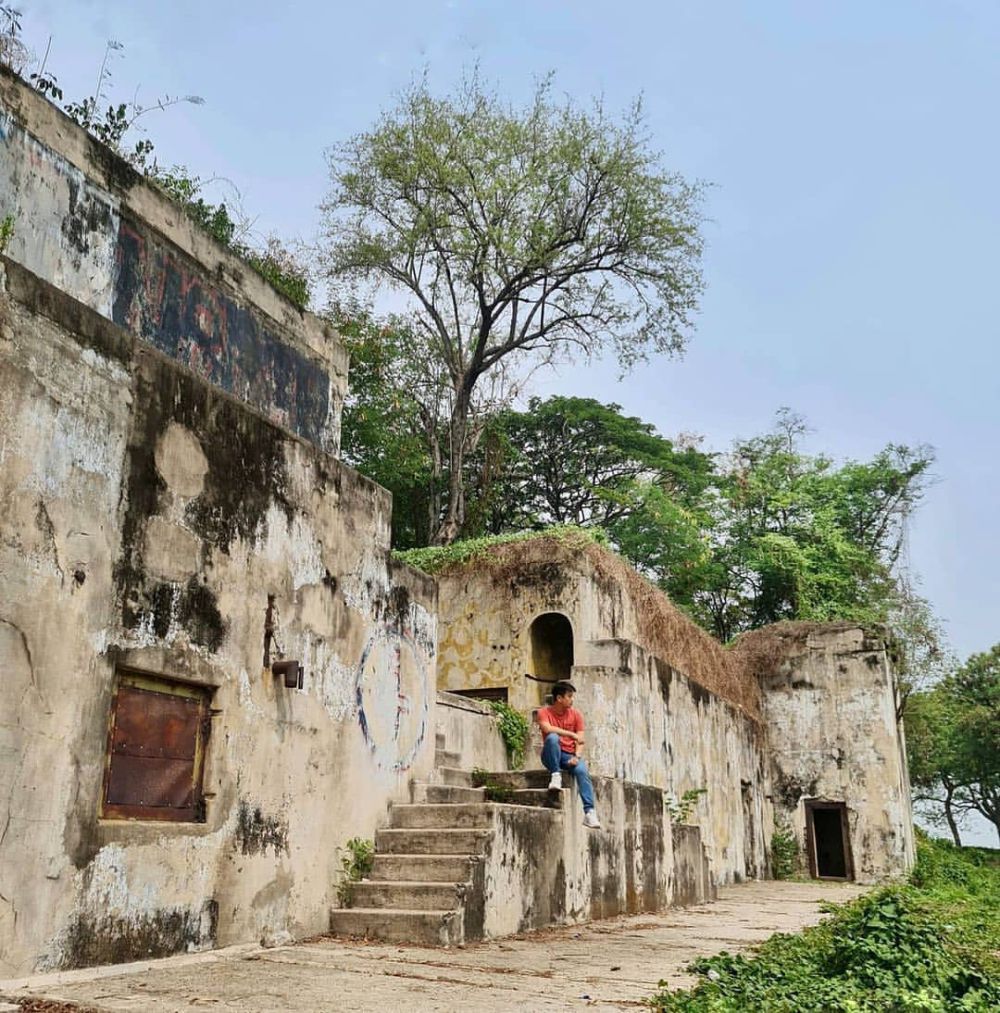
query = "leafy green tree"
(695, 411, 933, 640)
(467, 396, 713, 532)
(905, 687, 973, 845)
(322, 73, 705, 543)
(949, 646, 1000, 841)
(905, 646, 1000, 845)
(333, 304, 445, 548)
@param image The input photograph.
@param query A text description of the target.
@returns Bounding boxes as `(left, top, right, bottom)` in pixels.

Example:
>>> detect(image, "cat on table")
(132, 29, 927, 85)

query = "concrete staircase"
(327, 734, 557, 946)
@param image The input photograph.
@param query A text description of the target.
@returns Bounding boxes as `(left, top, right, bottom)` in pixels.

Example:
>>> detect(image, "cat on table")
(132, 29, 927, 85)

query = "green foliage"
(395, 525, 606, 576)
(150, 167, 311, 309)
(336, 836, 375, 907)
(469, 396, 714, 533)
(665, 788, 707, 825)
(906, 645, 1000, 843)
(487, 700, 531, 770)
(323, 71, 704, 543)
(334, 304, 444, 548)
(0, 213, 14, 254)
(770, 824, 798, 880)
(694, 410, 933, 641)
(648, 836, 1000, 1011)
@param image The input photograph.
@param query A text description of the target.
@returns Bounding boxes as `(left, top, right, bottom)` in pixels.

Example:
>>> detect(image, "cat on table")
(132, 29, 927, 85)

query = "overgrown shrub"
(648, 834, 1000, 1011)
(336, 836, 374, 907)
(770, 823, 798, 879)
(394, 525, 607, 576)
(488, 700, 530, 770)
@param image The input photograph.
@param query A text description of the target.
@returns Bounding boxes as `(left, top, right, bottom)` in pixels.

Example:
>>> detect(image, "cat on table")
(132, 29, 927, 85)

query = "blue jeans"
(541, 733, 595, 812)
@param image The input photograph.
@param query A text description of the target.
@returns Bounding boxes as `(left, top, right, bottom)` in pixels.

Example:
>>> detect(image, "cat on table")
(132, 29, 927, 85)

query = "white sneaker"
(583, 811, 602, 829)
(548, 772, 562, 790)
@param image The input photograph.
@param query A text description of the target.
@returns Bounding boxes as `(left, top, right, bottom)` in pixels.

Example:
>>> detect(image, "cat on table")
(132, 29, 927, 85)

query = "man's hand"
(566, 756, 579, 768)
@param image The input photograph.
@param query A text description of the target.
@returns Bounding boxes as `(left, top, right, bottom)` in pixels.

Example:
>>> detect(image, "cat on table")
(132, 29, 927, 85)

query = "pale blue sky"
(18, 1, 1000, 670)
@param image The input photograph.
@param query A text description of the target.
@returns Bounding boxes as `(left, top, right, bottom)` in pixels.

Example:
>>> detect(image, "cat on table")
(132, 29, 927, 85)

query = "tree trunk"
(943, 783, 963, 847)
(433, 381, 473, 545)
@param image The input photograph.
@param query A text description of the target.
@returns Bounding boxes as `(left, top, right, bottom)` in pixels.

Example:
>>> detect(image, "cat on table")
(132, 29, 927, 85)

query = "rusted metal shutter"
(102, 676, 211, 822)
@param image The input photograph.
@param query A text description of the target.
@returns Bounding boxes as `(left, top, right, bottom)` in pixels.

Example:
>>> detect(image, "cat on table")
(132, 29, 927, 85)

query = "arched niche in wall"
(529, 612, 574, 704)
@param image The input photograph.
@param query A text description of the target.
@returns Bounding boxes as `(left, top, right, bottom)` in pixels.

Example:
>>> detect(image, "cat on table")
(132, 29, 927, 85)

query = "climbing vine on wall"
(488, 700, 530, 770)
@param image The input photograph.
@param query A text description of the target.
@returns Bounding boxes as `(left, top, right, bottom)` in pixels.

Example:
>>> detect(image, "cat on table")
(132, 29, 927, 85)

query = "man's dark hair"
(552, 681, 576, 701)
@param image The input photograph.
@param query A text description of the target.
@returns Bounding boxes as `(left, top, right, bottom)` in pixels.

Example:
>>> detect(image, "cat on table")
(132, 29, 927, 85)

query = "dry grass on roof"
(731, 620, 881, 684)
(583, 542, 762, 720)
(436, 531, 762, 720)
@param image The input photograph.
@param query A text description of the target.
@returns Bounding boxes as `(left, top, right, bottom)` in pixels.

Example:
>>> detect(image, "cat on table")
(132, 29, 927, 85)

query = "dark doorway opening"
(806, 802, 853, 880)
(529, 613, 574, 705)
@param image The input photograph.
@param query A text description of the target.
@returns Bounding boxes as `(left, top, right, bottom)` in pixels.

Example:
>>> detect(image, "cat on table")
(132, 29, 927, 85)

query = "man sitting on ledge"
(538, 681, 601, 829)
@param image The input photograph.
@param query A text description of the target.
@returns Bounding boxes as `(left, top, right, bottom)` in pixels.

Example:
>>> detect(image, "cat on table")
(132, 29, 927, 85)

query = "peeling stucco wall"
(759, 624, 915, 883)
(435, 551, 915, 890)
(0, 63, 438, 975)
(436, 555, 771, 887)
(0, 65, 344, 454)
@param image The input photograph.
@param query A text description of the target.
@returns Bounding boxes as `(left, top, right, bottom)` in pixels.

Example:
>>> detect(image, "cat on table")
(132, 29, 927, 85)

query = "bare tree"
(322, 73, 705, 543)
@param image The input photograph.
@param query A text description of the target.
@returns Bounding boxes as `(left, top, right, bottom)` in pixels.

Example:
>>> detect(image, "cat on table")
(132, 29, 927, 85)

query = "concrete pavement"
(1, 881, 866, 1012)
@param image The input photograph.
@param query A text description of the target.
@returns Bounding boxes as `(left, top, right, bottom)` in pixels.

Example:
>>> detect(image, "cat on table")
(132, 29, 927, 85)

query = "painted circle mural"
(355, 627, 429, 772)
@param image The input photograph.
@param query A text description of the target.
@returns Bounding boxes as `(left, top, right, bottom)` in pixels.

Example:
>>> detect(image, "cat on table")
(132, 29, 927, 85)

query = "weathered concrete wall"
(436, 547, 770, 887)
(575, 646, 771, 887)
(756, 624, 915, 883)
(0, 79, 439, 973)
(467, 776, 672, 939)
(671, 825, 715, 907)
(0, 66, 345, 453)
(435, 692, 509, 773)
(436, 537, 757, 716)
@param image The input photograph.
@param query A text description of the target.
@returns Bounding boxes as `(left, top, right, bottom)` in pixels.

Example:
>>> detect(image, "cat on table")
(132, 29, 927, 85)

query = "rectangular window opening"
(102, 671, 213, 823)
(449, 687, 509, 704)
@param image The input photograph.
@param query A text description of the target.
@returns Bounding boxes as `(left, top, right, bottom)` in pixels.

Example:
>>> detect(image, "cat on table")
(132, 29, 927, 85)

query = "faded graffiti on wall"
(112, 219, 333, 449)
(356, 624, 430, 772)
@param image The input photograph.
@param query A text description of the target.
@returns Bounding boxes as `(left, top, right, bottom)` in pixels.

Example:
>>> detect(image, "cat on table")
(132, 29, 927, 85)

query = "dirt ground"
(1, 881, 866, 1012)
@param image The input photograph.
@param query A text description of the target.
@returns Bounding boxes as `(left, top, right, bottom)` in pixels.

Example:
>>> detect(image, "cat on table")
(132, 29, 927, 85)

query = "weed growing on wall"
(770, 823, 798, 879)
(665, 788, 707, 825)
(0, 19, 310, 309)
(487, 701, 531, 770)
(648, 833, 1000, 1011)
(0, 213, 14, 254)
(336, 837, 375, 907)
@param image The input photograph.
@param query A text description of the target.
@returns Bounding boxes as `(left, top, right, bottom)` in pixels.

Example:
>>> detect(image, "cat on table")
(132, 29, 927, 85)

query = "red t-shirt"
(537, 705, 584, 754)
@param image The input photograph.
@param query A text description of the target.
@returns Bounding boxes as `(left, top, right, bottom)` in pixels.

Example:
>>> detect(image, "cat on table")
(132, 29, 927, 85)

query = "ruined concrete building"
(0, 67, 914, 977)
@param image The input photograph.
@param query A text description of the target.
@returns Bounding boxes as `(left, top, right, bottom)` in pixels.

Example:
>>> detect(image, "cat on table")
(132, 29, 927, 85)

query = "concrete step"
(376, 828, 491, 855)
(328, 907, 462, 946)
(350, 880, 466, 910)
(371, 854, 479, 883)
(412, 783, 485, 804)
(435, 749, 461, 767)
(435, 767, 474, 787)
(390, 803, 493, 829)
(481, 769, 552, 790)
(507, 788, 562, 808)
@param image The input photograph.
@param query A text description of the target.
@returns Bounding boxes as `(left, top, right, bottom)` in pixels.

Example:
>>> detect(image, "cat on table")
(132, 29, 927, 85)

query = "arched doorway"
(529, 613, 574, 705)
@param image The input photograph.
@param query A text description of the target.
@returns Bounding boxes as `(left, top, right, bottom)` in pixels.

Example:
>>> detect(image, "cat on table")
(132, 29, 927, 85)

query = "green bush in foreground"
(648, 833, 1000, 1011)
